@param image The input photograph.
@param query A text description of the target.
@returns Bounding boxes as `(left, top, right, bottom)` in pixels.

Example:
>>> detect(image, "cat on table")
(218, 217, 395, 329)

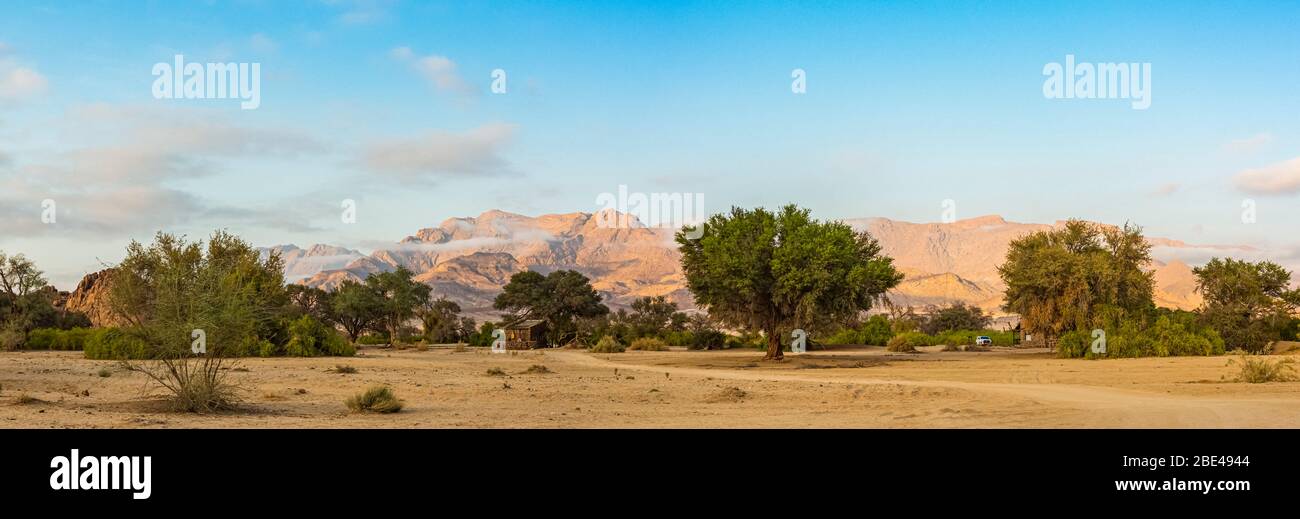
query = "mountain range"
(258, 210, 1252, 321)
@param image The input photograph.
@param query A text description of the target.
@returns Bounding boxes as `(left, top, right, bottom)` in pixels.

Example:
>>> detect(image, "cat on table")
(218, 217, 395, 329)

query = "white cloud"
(0, 45, 48, 101)
(0, 104, 328, 237)
(1234, 157, 1300, 195)
(391, 46, 476, 96)
(1223, 132, 1275, 154)
(362, 123, 517, 182)
(1151, 183, 1180, 196)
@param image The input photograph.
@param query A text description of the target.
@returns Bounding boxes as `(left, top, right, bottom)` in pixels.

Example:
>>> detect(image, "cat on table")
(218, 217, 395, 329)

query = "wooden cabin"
(504, 319, 548, 349)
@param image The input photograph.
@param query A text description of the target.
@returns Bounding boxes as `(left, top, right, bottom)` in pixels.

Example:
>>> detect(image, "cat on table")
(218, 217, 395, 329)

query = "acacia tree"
(1194, 258, 1300, 352)
(328, 279, 384, 342)
(108, 231, 287, 412)
(365, 267, 431, 344)
(493, 269, 608, 345)
(676, 205, 903, 360)
(998, 220, 1154, 346)
(416, 296, 463, 343)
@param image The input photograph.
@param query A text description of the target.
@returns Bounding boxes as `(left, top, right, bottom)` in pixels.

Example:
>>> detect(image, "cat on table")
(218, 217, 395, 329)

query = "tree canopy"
(998, 220, 1154, 344)
(676, 205, 903, 360)
(493, 269, 609, 345)
(1194, 257, 1300, 352)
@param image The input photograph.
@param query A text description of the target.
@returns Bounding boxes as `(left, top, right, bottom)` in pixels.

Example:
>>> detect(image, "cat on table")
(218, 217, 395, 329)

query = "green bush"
(83, 329, 147, 360)
(1058, 315, 1227, 359)
(825, 316, 898, 346)
(284, 315, 355, 357)
(25, 328, 94, 351)
(628, 337, 669, 351)
(591, 335, 625, 353)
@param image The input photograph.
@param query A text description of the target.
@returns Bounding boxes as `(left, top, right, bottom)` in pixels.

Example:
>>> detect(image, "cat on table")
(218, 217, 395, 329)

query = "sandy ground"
(1, 345, 1298, 428)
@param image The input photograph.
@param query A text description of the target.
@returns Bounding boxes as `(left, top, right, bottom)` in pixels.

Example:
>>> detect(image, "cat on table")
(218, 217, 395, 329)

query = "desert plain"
(2, 346, 1298, 428)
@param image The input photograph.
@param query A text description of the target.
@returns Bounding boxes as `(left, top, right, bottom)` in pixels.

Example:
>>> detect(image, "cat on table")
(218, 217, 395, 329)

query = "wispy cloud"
(0, 104, 329, 237)
(361, 123, 517, 182)
(1150, 182, 1180, 196)
(1234, 157, 1300, 196)
(0, 41, 48, 101)
(390, 46, 477, 96)
(323, 0, 395, 26)
(1223, 132, 1275, 154)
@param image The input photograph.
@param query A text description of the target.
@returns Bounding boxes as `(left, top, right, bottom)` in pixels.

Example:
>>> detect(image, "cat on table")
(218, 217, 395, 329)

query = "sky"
(1, 0, 1298, 288)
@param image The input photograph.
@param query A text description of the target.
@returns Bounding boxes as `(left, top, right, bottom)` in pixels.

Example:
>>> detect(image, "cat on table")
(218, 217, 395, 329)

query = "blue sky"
(1, 0, 1298, 287)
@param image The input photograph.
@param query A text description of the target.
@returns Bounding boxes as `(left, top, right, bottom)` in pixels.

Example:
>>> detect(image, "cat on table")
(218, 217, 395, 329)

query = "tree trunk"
(763, 327, 784, 360)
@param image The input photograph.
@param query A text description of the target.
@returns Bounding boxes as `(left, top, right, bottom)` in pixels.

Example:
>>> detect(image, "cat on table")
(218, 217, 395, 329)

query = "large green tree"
(1193, 258, 1300, 352)
(998, 220, 1154, 346)
(365, 267, 431, 344)
(676, 205, 903, 360)
(493, 269, 609, 345)
(328, 279, 385, 342)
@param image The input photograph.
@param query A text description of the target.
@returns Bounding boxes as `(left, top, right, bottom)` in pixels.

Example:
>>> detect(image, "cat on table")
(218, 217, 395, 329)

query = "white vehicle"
(975, 336, 993, 346)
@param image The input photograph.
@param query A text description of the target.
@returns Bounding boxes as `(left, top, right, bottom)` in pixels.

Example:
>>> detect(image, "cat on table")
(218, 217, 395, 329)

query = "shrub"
(345, 386, 403, 413)
(83, 328, 148, 360)
(591, 336, 625, 353)
(628, 337, 669, 351)
(1233, 358, 1296, 383)
(522, 364, 552, 374)
(689, 329, 726, 350)
(126, 355, 241, 413)
(96, 367, 113, 378)
(284, 315, 355, 357)
(886, 334, 918, 352)
(235, 336, 276, 357)
(330, 365, 358, 374)
(0, 328, 25, 351)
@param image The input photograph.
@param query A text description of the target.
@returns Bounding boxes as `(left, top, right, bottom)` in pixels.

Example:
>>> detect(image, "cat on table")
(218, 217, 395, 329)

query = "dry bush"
(126, 356, 241, 413)
(345, 386, 403, 413)
(886, 335, 917, 353)
(1233, 357, 1296, 383)
(485, 367, 507, 376)
(628, 337, 669, 351)
(330, 365, 358, 374)
(591, 336, 625, 353)
(14, 393, 43, 405)
(453, 343, 468, 353)
(96, 367, 113, 377)
(705, 386, 748, 403)
(521, 364, 552, 375)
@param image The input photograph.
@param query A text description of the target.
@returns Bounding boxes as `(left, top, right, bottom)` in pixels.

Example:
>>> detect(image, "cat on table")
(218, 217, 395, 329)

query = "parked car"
(975, 336, 993, 346)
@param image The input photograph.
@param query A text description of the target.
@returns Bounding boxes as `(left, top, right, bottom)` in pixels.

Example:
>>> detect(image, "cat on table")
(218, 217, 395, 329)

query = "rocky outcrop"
(64, 269, 126, 327)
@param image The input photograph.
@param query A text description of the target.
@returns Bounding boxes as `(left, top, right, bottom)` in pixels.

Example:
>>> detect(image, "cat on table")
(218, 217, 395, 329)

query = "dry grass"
(345, 386, 403, 413)
(1232, 357, 1296, 383)
(485, 367, 507, 376)
(628, 338, 669, 351)
(14, 393, 44, 405)
(705, 386, 748, 403)
(329, 365, 359, 374)
(521, 364, 552, 375)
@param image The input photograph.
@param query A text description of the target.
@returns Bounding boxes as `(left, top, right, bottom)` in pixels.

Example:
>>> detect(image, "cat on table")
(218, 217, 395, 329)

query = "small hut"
(504, 320, 548, 349)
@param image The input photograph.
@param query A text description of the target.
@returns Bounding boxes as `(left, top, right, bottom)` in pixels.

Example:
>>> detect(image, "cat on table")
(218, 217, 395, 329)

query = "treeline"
(822, 303, 1014, 350)
(0, 252, 92, 350)
(1001, 221, 1299, 357)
